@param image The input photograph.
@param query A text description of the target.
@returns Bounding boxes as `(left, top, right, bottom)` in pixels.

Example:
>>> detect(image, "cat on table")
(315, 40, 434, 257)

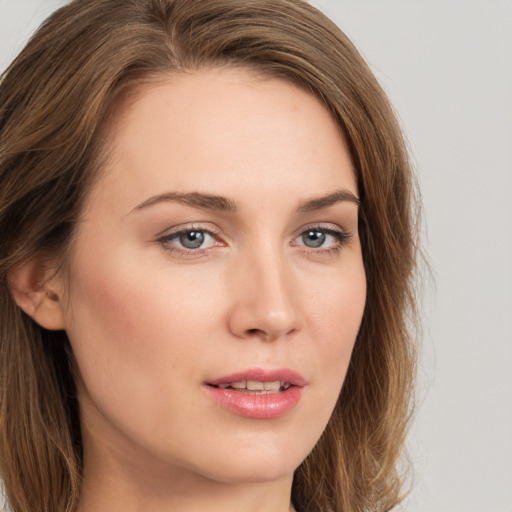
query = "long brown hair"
(0, 1, 419, 511)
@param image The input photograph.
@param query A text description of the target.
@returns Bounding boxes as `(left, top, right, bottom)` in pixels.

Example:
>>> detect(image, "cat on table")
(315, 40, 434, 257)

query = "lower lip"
(204, 385, 303, 419)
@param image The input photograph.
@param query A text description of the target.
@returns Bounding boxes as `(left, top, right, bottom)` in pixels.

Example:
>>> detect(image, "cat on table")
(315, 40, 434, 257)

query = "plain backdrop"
(1, 1, 511, 511)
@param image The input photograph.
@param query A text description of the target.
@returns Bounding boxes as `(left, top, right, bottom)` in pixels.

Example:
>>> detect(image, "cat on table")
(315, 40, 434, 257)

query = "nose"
(227, 250, 302, 342)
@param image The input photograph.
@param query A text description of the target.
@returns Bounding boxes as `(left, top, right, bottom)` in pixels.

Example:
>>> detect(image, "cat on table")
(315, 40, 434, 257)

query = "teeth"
(216, 380, 290, 392)
(247, 380, 264, 391)
(263, 381, 281, 391)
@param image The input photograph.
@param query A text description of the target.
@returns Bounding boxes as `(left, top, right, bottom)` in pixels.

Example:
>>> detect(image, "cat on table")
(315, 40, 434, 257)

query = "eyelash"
(291, 225, 352, 256)
(157, 223, 352, 258)
(157, 224, 221, 258)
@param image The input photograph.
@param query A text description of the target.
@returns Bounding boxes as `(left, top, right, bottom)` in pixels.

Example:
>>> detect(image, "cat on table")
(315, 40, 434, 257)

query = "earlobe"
(8, 259, 67, 331)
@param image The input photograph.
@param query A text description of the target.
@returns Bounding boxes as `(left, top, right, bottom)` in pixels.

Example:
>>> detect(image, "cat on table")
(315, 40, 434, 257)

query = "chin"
(188, 436, 311, 485)
(205, 460, 297, 486)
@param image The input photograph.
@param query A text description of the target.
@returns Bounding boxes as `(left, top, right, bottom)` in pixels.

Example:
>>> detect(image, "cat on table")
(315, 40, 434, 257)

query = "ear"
(8, 258, 66, 331)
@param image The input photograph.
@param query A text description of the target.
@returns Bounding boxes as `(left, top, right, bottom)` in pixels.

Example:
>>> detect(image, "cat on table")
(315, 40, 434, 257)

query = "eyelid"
(293, 222, 351, 239)
(155, 222, 226, 258)
(155, 222, 222, 240)
(154, 221, 352, 259)
(291, 222, 352, 252)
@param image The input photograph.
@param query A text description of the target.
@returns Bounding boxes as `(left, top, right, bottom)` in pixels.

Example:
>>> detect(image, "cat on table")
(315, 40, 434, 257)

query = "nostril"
(245, 328, 271, 342)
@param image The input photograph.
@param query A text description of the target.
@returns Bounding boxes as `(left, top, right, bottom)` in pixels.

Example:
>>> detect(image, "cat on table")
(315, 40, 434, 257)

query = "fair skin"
(13, 68, 366, 512)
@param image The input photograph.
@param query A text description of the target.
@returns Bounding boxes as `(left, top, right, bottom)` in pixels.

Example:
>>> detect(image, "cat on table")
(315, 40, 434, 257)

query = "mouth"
(204, 368, 305, 419)
(208, 380, 293, 394)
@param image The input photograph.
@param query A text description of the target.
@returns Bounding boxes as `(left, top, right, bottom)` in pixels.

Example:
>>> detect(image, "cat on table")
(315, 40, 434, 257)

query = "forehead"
(84, 68, 356, 216)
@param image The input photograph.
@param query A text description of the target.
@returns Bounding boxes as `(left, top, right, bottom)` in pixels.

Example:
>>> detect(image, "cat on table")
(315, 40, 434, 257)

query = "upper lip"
(206, 367, 307, 387)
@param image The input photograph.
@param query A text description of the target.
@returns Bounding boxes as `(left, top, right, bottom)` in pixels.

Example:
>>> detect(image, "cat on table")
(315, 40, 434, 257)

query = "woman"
(0, 1, 418, 511)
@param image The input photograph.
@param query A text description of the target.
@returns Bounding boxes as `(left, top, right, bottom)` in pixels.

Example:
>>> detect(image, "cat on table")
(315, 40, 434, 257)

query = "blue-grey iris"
(180, 231, 205, 249)
(302, 230, 325, 248)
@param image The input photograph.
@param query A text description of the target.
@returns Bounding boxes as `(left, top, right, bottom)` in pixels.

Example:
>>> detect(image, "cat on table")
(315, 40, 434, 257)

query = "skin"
(44, 68, 366, 512)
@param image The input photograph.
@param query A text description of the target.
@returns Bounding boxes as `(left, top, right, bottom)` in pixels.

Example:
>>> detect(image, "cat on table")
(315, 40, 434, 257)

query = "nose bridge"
(228, 241, 301, 341)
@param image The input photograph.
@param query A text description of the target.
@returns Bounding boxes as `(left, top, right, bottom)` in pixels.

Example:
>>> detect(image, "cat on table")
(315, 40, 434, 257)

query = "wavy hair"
(0, 1, 419, 511)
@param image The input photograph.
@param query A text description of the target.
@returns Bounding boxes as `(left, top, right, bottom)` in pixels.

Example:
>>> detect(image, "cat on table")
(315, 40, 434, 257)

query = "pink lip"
(204, 367, 306, 420)
(207, 368, 307, 387)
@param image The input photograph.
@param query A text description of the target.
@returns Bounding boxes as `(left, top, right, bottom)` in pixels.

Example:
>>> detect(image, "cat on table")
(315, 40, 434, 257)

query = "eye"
(292, 225, 351, 252)
(158, 227, 219, 254)
(176, 230, 212, 249)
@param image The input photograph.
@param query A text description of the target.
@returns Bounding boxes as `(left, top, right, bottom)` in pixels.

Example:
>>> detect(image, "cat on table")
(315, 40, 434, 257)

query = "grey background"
(1, 1, 511, 511)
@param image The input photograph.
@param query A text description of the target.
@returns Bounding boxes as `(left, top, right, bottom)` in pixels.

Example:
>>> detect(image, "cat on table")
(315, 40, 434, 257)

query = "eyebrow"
(296, 190, 360, 212)
(130, 192, 237, 214)
(130, 189, 359, 215)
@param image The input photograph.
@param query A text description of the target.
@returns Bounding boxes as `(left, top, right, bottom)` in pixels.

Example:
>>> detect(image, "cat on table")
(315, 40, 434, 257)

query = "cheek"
(62, 251, 223, 446)
(66, 264, 157, 356)
(306, 257, 366, 351)
(281, 260, 365, 457)
(63, 244, 227, 392)
(298, 255, 366, 390)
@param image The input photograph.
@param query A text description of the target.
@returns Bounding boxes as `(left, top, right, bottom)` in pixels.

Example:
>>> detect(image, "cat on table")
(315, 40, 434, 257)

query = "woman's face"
(61, 69, 366, 487)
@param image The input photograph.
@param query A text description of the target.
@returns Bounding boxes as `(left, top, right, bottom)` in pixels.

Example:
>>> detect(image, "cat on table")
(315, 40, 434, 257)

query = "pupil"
(303, 230, 325, 248)
(180, 231, 204, 249)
